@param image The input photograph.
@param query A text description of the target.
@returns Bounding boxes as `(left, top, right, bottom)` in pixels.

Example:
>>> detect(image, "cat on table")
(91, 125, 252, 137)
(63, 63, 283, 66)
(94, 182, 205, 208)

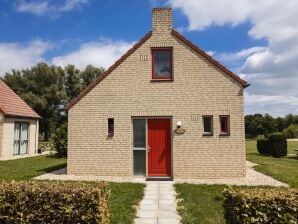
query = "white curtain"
(20, 123, 28, 154)
(13, 123, 21, 155)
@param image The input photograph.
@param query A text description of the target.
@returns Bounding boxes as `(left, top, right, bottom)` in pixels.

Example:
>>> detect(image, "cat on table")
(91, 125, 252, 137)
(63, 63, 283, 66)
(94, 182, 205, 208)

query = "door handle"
(147, 146, 151, 153)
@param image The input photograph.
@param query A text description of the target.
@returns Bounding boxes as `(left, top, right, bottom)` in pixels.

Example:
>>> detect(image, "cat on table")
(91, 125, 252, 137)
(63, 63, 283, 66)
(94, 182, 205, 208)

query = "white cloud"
(0, 39, 52, 75)
(16, 0, 88, 16)
(0, 37, 134, 75)
(167, 0, 298, 116)
(51, 39, 134, 70)
(245, 93, 298, 116)
(215, 47, 266, 64)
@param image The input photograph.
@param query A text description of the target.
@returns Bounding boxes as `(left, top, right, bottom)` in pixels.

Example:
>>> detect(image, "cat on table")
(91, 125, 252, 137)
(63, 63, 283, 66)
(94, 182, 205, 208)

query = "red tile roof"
(66, 29, 248, 110)
(0, 79, 40, 118)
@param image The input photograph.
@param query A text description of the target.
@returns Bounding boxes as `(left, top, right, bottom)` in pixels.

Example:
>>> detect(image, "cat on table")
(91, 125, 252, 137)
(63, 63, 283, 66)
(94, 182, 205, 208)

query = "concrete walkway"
(134, 181, 181, 224)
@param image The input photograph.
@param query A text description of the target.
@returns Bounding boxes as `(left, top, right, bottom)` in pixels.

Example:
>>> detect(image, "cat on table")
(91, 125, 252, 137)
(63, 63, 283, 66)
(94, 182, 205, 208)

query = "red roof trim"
(171, 29, 249, 87)
(65, 31, 153, 110)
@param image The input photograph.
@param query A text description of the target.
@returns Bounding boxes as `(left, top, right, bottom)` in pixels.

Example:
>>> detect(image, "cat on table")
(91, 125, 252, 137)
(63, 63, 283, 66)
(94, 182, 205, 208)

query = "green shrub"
(256, 138, 270, 155)
(223, 187, 298, 224)
(51, 122, 67, 157)
(268, 132, 287, 157)
(0, 181, 110, 224)
(283, 124, 298, 139)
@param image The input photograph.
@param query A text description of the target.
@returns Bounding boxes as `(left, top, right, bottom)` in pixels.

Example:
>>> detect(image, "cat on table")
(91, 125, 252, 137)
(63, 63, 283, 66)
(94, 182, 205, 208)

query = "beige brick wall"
(68, 8, 246, 178)
(0, 116, 39, 160)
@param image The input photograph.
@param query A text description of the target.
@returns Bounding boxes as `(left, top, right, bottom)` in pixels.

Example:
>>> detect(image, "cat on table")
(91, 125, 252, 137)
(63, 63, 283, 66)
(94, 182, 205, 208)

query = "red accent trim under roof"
(172, 29, 248, 87)
(65, 31, 153, 110)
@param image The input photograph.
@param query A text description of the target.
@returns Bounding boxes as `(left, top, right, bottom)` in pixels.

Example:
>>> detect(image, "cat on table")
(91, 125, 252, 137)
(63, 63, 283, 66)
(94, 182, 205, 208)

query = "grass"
(175, 140, 298, 223)
(246, 140, 298, 187)
(175, 184, 226, 224)
(109, 182, 145, 224)
(0, 155, 67, 180)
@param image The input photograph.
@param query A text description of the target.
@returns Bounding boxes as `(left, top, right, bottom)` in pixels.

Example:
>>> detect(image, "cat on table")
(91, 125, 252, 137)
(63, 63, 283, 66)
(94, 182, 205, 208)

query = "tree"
(245, 113, 298, 138)
(262, 113, 277, 135)
(4, 62, 104, 141)
(64, 65, 82, 101)
(80, 65, 104, 88)
(5, 63, 66, 140)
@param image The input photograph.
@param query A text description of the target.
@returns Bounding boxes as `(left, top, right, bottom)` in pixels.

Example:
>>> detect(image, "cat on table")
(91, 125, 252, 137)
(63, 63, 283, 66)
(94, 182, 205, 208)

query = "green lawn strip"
(175, 184, 226, 224)
(246, 140, 298, 187)
(109, 182, 145, 224)
(0, 155, 66, 181)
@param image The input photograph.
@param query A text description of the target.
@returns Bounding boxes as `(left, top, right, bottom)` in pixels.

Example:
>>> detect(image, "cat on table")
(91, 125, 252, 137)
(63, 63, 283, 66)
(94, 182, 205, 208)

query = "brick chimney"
(152, 8, 172, 35)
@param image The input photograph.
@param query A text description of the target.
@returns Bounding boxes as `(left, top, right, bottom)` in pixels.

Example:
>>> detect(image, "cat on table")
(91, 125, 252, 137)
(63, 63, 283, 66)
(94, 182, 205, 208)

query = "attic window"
(152, 48, 172, 80)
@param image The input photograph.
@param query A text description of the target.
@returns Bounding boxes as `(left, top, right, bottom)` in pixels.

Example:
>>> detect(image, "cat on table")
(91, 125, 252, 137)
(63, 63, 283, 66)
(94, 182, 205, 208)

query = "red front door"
(148, 119, 171, 177)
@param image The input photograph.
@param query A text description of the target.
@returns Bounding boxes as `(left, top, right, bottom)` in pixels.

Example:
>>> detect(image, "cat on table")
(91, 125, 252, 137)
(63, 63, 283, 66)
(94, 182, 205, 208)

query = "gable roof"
(0, 79, 40, 118)
(66, 29, 248, 110)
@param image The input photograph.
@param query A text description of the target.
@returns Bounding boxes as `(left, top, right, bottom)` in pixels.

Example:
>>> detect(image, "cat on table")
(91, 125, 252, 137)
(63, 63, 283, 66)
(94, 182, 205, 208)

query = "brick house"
(0, 79, 40, 160)
(66, 8, 248, 179)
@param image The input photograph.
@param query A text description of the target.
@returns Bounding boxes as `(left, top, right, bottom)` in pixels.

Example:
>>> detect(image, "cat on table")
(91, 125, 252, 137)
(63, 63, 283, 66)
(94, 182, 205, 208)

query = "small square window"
(108, 118, 114, 137)
(219, 116, 230, 135)
(152, 48, 172, 80)
(203, 116, 213, 135)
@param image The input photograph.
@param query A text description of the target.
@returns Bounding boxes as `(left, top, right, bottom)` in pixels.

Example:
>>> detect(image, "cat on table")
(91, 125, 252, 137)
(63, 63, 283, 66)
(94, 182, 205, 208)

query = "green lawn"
(175, 140, 298, 224)
(0, 155, 67, 180)
(109, 182, 144, 224)
(175, 184, 226, 224)
(246, 140, 298, 187)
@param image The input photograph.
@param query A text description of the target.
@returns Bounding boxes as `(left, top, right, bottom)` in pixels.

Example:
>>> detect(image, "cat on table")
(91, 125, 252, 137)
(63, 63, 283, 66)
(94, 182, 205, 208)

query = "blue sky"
(0, 0, 297, 116)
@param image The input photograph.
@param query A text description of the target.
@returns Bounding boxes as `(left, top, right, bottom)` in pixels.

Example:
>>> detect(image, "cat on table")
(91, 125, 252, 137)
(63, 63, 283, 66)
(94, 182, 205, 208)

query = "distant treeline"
(3, 62, 104, 140)
(245, 114, 298, 138)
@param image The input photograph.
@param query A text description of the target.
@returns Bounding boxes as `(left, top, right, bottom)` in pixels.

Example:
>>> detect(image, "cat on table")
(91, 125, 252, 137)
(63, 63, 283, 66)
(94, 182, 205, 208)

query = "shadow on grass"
(287, 156, 298, 160)
(37, 163, 67, 174)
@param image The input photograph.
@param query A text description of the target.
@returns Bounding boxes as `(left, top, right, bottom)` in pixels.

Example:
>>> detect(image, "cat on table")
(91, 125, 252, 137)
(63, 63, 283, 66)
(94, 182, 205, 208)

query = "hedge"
(257, 138, 270, 155)
(268, 133, 287, 157)
(223, 187, 298, 224)
(256, 133, 287, 157)
(0, 181, 110, 224)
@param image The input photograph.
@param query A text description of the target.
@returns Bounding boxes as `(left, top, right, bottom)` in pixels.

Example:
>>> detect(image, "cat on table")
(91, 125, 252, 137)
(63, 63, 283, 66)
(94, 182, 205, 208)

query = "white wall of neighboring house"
(0, 116, 39, 160)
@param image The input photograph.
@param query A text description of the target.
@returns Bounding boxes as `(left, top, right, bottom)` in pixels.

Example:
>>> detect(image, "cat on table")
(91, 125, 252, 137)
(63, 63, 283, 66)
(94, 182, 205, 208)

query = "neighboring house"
(0, 79, 40, 160)
(66, 8, 249, 179)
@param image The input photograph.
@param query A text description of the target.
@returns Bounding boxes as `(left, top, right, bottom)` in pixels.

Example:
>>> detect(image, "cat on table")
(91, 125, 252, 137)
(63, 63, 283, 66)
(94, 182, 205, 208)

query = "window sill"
(107, 133, 114, 138)
(151, 79, 174, 82)
(203, 133, 213, 136)
(219, 133, 230, 137)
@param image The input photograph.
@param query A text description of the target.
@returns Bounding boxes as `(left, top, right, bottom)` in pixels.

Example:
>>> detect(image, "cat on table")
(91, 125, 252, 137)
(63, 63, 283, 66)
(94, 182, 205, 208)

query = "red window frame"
(219, 116, 230, 135)
(151, 48, 173, 80)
